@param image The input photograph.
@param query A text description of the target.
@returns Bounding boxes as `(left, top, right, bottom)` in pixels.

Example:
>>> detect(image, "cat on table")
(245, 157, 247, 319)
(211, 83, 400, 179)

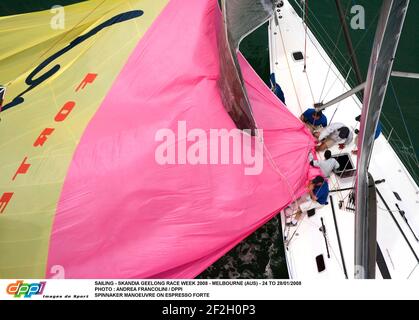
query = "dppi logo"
(6, 280, 46, 298)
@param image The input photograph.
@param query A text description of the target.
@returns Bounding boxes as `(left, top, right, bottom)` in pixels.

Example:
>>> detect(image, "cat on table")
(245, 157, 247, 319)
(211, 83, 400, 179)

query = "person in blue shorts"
(300, 108, 328, 133)
(285, 176, 329, 226)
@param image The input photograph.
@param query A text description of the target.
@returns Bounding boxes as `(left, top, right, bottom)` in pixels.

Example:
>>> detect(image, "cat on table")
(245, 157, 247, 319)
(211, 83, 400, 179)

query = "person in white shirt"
(315, 122, 353, 151)
(310, 150, 340, 177)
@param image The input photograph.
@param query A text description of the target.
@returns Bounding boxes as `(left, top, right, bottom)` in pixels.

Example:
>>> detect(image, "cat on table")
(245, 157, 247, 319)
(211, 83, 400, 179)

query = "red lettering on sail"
(34, 128, 55, 147)
(12, 157, 31, 181)
(76, 73, 97, 92)
(0, 192, 13, 214)
(55, 101, 76, 122)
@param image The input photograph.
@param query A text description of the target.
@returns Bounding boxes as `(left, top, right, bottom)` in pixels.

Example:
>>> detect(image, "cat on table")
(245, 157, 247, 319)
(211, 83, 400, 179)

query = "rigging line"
(334, 0, 363, 88)
(319, 77, 358, 204)
(330, 190, 350, 274)
(285, 212, 307, 247)
(262, 140, 309, 215)
(323, 67, 352, 135)
(389, 80, 419, 166)
(316, 9, 380, 101)
(376, 188, 419, 263)
(303, 20, 348, 75)
(271, 22, 321, 228)
(305, 27, 357, 93)
(311, 128, 356, 203)
(318, 0, 351, 102)
(326, 10, 381, 92)
(290, 0, 349, 65)
(380, 113, 419, 180)
(407, 263, 418, 280)
(303, 0, 308, 72)
(277, 20, 303, 113)
(284, 160, 333, 242)
(318, 123, 359, 200)
(322, 56, 353, 105)
(296, 6, 356, 87)
(304, 71, 315, 105)
(381, 130, 419, 185)
(259, 118, 316, 217)
(274, 5, 359, 236)
(327, 107, 339, 128)
(323, 222, 345, 274)
(318, 31, 344, 102)
(284, 3, 354, 106)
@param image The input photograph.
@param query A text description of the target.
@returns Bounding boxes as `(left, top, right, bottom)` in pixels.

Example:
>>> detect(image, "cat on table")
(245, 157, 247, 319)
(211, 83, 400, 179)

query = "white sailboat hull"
(268, 0, 419, 279)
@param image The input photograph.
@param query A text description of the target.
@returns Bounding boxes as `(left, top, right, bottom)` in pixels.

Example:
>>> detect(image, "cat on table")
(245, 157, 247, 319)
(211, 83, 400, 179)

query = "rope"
(305, 71, 315, 105)
(290, 0, 350, 74)
(321, 10, 380, 97)
(389, 80, 419, 167)
(407, 263, 418, 279)
(318, 0, 351, 102)
(277, 20, 303, 113)
(303, 0, 308, 72)
(380, 114, 419, 184)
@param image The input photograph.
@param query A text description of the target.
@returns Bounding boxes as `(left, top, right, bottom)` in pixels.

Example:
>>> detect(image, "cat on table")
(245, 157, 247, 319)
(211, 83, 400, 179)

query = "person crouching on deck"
(310, 150, 340, 177)
(315, 123, 353, 151)
(300, 108, 328, 133)
(285, 176, 330, 226)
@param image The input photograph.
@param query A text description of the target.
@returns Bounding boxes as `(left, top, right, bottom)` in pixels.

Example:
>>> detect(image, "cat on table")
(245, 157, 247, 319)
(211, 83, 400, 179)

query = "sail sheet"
(0, 0, 314, 279)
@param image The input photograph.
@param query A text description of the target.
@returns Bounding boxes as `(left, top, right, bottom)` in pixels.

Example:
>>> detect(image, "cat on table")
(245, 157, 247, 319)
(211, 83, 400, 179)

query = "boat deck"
(268, 0, 419, 279)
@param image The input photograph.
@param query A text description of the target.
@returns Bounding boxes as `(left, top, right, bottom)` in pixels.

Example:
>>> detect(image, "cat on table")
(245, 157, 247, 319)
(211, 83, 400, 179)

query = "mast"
(355, 0, 410, 279)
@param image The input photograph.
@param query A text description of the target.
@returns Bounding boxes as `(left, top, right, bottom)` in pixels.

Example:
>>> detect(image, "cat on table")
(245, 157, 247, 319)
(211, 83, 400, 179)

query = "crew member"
(286, 176, 330, 226)
(315, 122, 353, 151)
(310, 150, 340, 177)
(300, 108, 328, 133)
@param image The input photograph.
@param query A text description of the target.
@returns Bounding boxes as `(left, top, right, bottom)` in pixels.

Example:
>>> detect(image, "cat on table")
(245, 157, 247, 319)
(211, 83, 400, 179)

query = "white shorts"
(286, 194, 324, 214)
(299, 196, 324, 212)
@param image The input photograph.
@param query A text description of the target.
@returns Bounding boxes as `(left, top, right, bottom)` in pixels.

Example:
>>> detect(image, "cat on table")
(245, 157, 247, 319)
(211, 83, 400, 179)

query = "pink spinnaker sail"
(47, 0, 315, 278)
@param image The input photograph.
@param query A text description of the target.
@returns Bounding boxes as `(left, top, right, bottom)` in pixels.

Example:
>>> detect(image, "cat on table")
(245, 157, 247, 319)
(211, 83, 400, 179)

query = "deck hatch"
(292, 51, 304, 61)
(332, 153, 357, 178)
(316, 254, 326, 273)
